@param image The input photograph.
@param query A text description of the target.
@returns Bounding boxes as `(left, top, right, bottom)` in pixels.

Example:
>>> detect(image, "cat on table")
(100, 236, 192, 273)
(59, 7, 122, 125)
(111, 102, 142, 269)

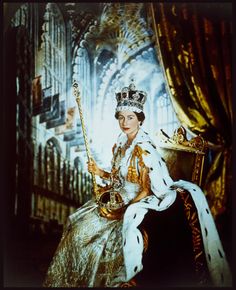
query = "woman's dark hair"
(115, 111, 145, 125)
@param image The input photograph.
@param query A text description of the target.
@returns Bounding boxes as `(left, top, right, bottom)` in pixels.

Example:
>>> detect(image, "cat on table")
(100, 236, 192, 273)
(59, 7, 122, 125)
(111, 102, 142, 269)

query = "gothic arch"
(46, 137, 62, 154)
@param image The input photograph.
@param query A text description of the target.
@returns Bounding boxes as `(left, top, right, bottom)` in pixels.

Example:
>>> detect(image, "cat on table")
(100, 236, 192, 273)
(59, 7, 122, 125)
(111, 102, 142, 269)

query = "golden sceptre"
(72, 81, 125, 220)
(72, 81, 98, 196)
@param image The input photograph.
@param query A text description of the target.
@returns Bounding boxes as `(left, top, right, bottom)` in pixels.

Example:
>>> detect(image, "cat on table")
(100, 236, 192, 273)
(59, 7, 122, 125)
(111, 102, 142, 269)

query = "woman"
(43, 83, 231, 287)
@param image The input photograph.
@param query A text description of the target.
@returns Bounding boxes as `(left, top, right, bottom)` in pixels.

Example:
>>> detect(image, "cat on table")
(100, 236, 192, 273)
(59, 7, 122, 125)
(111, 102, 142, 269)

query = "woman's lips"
(123, 128, 130, 131)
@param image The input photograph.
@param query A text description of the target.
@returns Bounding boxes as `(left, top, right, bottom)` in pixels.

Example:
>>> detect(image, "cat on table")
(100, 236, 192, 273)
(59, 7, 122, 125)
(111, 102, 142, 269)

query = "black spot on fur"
(151, 143, 156, 149)
(137, 236, 140, 243)
(204, 227, 208, 237)
(161, 157, 166, 163)
(218, 249, 223, 258)
(163, 179, 167, 185)
(134, 266, 138, 272)
(150, 167, 153, 171)
(206, 208, 209, 214)
(133, 214, 136, 219)
(145, 150, 150, 154)
(208, 253, 211, 262)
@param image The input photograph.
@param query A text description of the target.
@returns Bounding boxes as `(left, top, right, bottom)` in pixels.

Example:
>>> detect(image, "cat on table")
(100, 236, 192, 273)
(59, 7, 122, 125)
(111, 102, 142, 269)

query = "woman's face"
(117, 111, 140, 136)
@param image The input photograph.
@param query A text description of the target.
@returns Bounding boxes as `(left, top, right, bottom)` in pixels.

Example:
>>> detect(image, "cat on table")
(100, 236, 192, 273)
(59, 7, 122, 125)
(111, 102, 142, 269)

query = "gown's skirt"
(43, 200, 126, 287)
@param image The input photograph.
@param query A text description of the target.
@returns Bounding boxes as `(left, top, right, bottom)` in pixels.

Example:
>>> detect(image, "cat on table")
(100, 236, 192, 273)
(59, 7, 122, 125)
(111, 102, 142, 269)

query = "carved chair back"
(156, 126, 207, 187)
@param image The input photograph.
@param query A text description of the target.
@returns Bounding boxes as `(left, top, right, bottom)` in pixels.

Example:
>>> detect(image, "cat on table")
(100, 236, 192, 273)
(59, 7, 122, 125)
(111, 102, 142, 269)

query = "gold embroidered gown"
(43, 129, 150, 287)
(43, 129, 232, 287)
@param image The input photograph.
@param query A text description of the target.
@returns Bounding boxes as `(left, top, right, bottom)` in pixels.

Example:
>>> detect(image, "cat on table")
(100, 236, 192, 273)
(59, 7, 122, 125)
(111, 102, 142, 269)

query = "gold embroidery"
(120, 278, 137, 287)
(112, 143, 117, 154)
(43, 208, 125, 287)
(178, 189, 209, 284)
(127, 145, 148, 185)
(101, 170, 111, 179)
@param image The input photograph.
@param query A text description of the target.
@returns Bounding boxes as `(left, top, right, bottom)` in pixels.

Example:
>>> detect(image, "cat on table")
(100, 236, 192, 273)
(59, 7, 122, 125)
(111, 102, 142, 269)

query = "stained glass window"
(41, 3, 66, 96)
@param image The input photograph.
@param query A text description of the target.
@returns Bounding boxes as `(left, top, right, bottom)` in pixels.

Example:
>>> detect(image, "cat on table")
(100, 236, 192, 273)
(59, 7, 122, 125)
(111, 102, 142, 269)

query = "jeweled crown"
(115, 83, 147, 113)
